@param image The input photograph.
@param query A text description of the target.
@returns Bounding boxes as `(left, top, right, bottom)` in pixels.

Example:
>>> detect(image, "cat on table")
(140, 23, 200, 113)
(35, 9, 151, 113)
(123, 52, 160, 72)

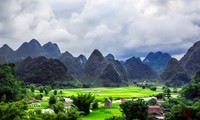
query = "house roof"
(148, 106, 161, 109)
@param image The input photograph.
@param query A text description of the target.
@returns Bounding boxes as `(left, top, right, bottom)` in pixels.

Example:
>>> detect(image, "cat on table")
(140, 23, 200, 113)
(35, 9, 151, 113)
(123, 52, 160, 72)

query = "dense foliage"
(71, 93, 95, 115)
(120, 99, 148, 120)
(16, 56, 75, 87)
(181, 71, 200, 100)
(0, 64, 27, 102)
(164, 100, 200, 120)
(0, 102, 28, 120)
(49, 95, 57, 105)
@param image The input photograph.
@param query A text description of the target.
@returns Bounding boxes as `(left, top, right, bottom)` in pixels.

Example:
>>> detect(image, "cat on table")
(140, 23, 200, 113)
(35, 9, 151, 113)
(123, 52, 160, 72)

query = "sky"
(0, 0, 200, 60)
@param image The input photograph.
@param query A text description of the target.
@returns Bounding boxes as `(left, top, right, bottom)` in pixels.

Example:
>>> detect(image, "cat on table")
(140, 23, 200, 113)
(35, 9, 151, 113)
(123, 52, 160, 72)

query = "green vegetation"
(58, 86, 161, 101)
(82, 103, 122, 120)
(71, 93, 95, 115)
(0, 64, 28, 102)
(120, 99, 148, 120)
(3, 63, 200, 120)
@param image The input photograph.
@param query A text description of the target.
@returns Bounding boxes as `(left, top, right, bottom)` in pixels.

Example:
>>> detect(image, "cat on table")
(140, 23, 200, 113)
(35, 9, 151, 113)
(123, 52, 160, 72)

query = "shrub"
(92, 101, 98, 110)
(71, 93, 95, 115)
(39, 86, 44, 93)
(51, 101, 64, 114)
(120, 99, 148, 120)
(35, 94, 43, 100)
(156, 93, 164, 99)
(150, 86, 157, 91)
(54, 90, 57, 95)
(147, 98, 157, 105)
(49, 95, 57, 105)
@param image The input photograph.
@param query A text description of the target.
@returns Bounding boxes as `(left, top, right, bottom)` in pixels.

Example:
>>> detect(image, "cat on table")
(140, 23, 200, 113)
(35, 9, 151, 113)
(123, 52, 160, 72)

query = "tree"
(59, 90, 63, 95)
(51, 101, 64, 114)
(164, 101, 200, 120)
(0, 64, 26, 102)
(156, 93, 164, 99)
(71, 93, 95, 115)
(92, 101, 98, 110)
(173, 87, 178, 93)
(29, 84, 35, 93)
(147, 98, 157, 105)
(0, 102, 28, 120)
(181, 83, 200, 100)
(54, 90, 57, 95)
(163, 87, 171, 99)
(39, 86, 44, 93)
(49, 95, 57, 105)
(150, 86, 157, 91)
(44, 88, 49, 95)
(44, 86, 51, 95)
(120, 99, 148, 120)
(181, 71, 200, 100)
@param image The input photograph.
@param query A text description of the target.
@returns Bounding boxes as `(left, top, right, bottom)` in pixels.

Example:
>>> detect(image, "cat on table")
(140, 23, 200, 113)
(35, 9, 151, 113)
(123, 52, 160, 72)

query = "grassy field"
(30, 86, 163, 119)
(54, 86, 162, 101)
(82, 103, 122, 120)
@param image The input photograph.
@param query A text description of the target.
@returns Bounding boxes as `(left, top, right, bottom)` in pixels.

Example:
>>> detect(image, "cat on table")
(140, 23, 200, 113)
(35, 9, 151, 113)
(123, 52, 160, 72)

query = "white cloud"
(0, 0, 200, 59)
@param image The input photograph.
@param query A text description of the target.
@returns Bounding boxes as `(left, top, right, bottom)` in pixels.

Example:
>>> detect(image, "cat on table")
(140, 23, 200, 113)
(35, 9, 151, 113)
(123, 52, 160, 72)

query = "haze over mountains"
(0, 39, 200, 87)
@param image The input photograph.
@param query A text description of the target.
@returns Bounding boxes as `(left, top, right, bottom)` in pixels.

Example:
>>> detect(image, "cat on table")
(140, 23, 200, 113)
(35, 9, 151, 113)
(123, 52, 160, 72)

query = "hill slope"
(16, 56, 75, 87)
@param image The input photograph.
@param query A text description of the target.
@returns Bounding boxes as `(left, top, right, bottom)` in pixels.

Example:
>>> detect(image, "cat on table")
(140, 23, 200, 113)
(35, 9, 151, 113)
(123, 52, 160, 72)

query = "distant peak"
(169, 57, 179, 63)
(155, 51, 162, 54)
(62, 51, 73, 57)
(29, 39, 41, 46)
(47, 42, 52, 44)
(30, 39, 39, 43)
(78, 54, 86, 59)
(126, 56, 141, 63)
(87, 49, 104, 61)
(2, 44, 10, 48)
(91, 49, 103, 57)
(106, 53, 115, 60)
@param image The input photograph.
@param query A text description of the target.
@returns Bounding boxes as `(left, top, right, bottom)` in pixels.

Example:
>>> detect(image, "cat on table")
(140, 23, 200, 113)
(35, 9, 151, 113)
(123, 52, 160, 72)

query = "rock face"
(143, 51, 171, 75)
(160, 40, 200, 86)
(0, 44, 15, 62)
(77, 54, 87, 65)
(124, 57, 158, 81)
(180, 41, 200, 76)
(106, 54, 115, 60)
(16, 56, 74, 87)
(0, 39, 61, 62)
(82, 49, 127, 87)
(59, 51, 85, 76)
(43, 42, 61, 58)
(15, 39, 44, 59)
(160, 58, 190, 86)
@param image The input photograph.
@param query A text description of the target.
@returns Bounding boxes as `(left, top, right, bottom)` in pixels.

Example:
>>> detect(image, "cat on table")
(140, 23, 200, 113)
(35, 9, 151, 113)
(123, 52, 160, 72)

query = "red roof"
(148, 106, 161, 108)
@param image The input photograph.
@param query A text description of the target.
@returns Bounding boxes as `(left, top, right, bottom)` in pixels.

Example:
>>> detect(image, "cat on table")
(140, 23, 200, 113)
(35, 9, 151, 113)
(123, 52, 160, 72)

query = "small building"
(104, 98, 112, 108)
(42, 109, 54, 113)
(64, 98, 73, 108)
(121, 98, 127, 103)
(30, 103, 41, 107)
(148, 106, 164, 120)
(157, 99, 164, 105)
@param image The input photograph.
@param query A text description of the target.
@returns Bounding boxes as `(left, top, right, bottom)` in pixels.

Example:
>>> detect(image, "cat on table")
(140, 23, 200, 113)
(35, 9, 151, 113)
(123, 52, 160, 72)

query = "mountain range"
(160, 41, 200, 86)
(143, 51, 171, 75)
(1, 39, 199, 87)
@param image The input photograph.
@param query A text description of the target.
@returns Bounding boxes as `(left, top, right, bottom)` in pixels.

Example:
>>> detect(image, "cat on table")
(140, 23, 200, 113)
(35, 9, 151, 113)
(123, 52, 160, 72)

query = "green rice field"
(31, 86, 164, 119)
(54, 86, 162, 101)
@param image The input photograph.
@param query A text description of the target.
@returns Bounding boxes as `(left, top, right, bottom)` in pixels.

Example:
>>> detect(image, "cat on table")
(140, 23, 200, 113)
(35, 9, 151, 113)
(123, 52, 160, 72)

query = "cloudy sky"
(0, 0, 200, 60)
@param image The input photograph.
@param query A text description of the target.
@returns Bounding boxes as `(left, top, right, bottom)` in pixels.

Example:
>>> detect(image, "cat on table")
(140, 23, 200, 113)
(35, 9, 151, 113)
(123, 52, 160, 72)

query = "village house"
(148, 106, 164, 120)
